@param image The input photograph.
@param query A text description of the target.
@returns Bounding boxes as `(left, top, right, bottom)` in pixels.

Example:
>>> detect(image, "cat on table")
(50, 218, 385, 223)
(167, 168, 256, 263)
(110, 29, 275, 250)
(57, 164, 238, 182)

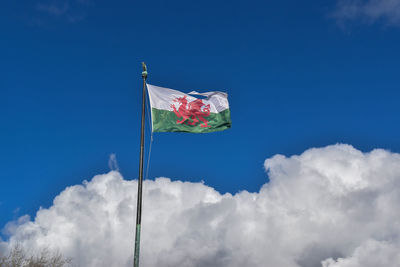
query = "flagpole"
(134, 62, 147, 267)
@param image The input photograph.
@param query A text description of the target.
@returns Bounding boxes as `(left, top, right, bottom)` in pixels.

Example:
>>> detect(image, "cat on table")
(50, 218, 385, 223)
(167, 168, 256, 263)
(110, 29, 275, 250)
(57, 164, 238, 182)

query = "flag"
(147, 84, 231, 133)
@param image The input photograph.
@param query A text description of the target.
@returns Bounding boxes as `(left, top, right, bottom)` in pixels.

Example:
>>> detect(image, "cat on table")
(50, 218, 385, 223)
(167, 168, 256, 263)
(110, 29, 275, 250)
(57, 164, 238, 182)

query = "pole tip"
(142, 62, 148, 79)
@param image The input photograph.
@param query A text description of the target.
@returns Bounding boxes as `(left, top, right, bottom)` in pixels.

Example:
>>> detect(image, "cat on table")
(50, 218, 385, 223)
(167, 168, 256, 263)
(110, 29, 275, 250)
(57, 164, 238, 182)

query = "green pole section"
(134, 62, 147, 267)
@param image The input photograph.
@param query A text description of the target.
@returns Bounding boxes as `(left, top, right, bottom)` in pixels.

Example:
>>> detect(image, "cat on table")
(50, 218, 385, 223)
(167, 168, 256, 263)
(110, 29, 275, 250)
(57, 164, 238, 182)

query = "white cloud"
(333, 0, 400, 26)
(35, 0, 88, 23)
(1, 144, 400, 266)
(1, 215, 30, 237)
(322, 240, 400, 267)
(108, 153, 120, 172)
(37, 1, 70, 16)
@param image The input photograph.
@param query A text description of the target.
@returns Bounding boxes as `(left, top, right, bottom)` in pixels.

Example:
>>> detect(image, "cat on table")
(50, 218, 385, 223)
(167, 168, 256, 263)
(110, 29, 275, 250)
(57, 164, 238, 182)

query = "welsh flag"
(147, 84, 231, 133)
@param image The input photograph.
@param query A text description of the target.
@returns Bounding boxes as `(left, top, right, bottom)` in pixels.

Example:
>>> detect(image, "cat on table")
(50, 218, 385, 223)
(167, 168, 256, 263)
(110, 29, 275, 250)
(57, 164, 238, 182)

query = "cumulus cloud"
(322, 240, 400, 267)
(333, 0, 400, 26)
(1, 144, 400, 267)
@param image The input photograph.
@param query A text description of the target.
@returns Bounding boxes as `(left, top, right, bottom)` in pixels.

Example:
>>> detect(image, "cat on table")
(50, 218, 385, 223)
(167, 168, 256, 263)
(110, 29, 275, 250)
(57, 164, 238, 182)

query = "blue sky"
(1, 0, 400, 230)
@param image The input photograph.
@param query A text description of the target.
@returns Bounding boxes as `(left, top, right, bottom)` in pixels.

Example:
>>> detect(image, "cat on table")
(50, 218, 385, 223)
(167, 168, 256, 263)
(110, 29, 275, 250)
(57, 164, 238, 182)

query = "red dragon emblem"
(170, 95, 211, 128)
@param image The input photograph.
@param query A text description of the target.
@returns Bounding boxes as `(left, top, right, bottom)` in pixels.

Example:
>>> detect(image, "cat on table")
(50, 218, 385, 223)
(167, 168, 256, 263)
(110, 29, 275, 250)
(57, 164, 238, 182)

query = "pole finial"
(142, 62, 148, 79)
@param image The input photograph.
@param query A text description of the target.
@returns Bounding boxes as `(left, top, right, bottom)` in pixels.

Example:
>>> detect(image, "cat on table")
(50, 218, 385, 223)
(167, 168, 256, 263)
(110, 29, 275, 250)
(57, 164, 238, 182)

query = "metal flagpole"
(134, 62, 147, 267)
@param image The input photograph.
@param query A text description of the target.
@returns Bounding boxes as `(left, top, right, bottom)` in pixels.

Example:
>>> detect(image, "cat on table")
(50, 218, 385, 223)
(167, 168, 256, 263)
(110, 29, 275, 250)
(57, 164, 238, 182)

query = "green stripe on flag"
(151, 108, 231, 133)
